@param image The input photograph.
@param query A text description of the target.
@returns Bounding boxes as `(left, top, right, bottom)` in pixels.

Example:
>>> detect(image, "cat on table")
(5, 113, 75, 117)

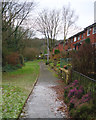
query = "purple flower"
(80, 92, 91, 103)
(68, 88, 77, 98)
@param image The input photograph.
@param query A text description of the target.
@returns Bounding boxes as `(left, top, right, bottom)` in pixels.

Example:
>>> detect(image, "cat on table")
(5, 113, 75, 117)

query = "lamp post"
(46, 36, 49, 64)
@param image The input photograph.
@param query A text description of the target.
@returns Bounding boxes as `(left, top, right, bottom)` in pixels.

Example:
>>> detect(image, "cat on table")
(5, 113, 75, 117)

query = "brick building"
(53, 22, 96, 53)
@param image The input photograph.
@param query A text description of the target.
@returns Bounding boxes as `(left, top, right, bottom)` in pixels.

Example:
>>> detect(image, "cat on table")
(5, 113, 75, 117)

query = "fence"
(72, 69, 96, 97)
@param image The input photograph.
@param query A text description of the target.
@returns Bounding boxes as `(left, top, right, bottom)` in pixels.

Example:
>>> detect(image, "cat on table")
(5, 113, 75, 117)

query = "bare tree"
(36, 9, 61, 62)
(2, 0, 36, 66)
(36, 9, 61, 48)
(2, 1, 36, 42)
(62, 4, 78, 44)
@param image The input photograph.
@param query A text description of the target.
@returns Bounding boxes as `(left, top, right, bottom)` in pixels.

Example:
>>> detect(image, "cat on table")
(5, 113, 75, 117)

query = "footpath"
(20, 62, 67, 118)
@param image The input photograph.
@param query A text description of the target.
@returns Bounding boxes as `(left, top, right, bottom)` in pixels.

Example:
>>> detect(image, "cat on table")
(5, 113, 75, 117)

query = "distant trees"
(23, 47, 39, 60)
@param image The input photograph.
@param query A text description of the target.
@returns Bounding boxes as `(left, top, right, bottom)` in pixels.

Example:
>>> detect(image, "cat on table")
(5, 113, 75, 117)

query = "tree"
(2, 0, 36, 66)
(62, 4, 78, 45)
(36, 9, 61, 62)
(2, 1, 36, 42)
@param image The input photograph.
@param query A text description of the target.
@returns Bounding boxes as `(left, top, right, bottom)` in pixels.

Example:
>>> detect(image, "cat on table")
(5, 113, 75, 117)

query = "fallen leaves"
(50, 79, 69, 117)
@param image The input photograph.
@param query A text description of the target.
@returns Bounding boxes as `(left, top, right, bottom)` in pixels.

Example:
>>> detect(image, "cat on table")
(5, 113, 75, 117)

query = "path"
(20, 62, 67, 118)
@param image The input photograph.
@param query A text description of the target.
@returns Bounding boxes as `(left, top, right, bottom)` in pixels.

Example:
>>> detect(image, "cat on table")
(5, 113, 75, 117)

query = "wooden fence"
(72, 69, 96, 98)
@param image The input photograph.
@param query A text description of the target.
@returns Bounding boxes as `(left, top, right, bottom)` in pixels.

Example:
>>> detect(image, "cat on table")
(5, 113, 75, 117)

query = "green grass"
(2, 61, 40, 118)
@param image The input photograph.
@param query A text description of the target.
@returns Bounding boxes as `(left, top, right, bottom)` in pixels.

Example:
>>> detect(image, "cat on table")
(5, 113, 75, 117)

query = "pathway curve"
(20, 62, 67, 118)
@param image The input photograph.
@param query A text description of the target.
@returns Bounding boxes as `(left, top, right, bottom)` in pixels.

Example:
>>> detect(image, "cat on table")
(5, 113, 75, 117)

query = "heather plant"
(64, 80, 94, 119)
(69, 96, 78, 110)
(80, 92, 91, 103)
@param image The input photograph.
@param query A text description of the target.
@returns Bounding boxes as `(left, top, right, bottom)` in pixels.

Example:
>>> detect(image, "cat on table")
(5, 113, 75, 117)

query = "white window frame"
(87, 28, 91, 36)
(93, 26, 96, 34)
(81, 34, 83, 39)
(78, 36, 80, 40)
(74, 37, 76, 42)
(71, 38, 73, 43)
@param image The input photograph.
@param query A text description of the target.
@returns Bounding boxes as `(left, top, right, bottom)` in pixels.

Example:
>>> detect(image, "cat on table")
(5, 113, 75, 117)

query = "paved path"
(20, 62, 66, 118)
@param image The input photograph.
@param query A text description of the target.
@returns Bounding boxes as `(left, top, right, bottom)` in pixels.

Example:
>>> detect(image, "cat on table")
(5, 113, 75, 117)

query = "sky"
(35, 0, 95, 27)
(20, 0, 96, 39)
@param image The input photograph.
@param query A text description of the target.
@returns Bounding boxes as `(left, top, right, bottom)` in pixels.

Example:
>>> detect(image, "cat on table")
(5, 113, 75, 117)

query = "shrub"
(80, 92, 91, 103)
(5, 52, 20, 65)
(64, 89, 68, 98)
(64, 80, 95, 119)
(85, 38, 90, 44)
(71, 43, 94, 75)
(56, 63, 60, 67)
(72, 103, 92, 119)
(15, 64, 22, 69)
(45, 60, 49, 65)
(2, 64, 17, 72)
(54, 49, 60, 54)
(50, 63, 54, 68)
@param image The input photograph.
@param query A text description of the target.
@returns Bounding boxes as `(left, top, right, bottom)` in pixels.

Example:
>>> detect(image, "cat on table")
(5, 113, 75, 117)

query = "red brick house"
(53, 22, 96, 53)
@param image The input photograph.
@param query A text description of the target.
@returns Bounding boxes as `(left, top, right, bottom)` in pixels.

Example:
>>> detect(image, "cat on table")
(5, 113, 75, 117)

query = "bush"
(56, 63, 60, 67)
(64, 80, 95, 119)
(54, 49, 60, 54)
(71, 43, 94, 75)
(3, 64, 17, 72)
(72, 103, 92, 119)
(15, 64, 22, 69)
(85, 38, 90, 44)
(50, 63, 54, 68)
(5, 52, 20, 65)
(45, 60, 49, 65)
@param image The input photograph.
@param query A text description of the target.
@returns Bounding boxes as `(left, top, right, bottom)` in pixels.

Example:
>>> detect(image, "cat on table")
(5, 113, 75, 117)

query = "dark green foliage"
(2, 64, 22, 72)
(85, 38, 90, 44)
(54, 49, 60, 54)
(71, 103, 92, 119)
(45, 61, 49, 65)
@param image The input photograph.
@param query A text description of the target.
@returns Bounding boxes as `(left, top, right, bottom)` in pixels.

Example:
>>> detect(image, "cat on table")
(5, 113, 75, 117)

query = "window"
(81, 34, 83, 39)
(87, 28, 91, 36)
(71, 38, 73, 43)
(74, 37, 76, 42)
(93, 26, 96, 34)
(77, 36, 80, 40)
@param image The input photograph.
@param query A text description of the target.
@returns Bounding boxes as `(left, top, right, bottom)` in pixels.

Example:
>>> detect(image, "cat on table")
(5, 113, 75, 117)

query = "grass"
(2, 61, 40, 118)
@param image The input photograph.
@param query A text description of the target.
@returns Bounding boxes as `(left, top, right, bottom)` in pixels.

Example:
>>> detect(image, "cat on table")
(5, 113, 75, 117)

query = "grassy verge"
(2, 61, 40, 118)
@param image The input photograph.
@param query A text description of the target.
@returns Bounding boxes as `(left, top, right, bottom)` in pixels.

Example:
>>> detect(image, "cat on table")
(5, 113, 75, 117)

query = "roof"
(54, 22, 96, 47)
(62, 22, 96, 42)
(85, 22, 96, 30)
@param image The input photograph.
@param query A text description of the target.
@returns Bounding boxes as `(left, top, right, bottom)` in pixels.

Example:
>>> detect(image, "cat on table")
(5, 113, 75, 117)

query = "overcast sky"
(21, 0, 96, 39)
(35, 0, 95, 27)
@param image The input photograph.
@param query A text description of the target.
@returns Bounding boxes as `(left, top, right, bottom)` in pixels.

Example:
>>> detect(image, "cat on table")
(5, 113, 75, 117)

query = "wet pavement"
(20, 62, 67, 118)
